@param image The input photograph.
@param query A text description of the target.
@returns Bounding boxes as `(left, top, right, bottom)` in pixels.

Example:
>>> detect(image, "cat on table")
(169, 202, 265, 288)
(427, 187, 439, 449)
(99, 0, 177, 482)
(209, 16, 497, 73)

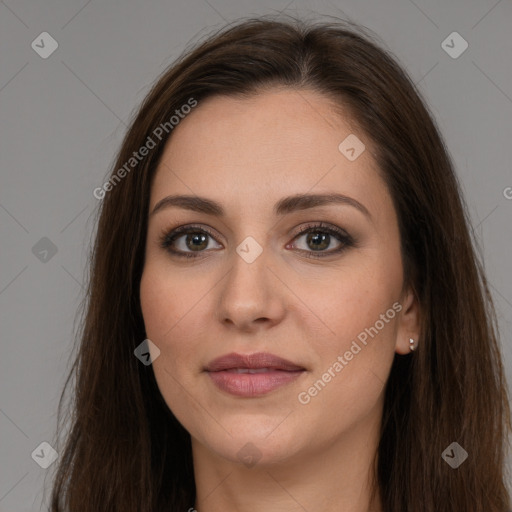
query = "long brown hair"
(48, 15, 511, 511)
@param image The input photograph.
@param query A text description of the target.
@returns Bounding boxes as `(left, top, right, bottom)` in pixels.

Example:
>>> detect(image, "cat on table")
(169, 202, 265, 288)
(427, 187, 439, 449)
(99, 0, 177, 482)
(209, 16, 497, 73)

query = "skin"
(140, 88, 421, 512)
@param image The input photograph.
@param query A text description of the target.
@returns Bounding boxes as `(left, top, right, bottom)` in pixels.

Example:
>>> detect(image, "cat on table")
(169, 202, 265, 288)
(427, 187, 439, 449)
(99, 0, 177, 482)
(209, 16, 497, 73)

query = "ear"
(394, 287, 421, 355)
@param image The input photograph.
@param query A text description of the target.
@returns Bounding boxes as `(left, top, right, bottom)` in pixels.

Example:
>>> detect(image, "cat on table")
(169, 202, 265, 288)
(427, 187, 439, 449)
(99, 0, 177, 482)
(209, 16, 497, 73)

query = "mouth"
(204, 352, 305, 372)
(204, 352, 306, 397)
(222, 367, 293, 373)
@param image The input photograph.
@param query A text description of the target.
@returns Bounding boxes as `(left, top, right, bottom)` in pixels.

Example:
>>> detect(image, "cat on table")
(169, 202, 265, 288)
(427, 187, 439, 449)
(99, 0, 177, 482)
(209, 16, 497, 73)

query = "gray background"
(1, 0, 511, 510)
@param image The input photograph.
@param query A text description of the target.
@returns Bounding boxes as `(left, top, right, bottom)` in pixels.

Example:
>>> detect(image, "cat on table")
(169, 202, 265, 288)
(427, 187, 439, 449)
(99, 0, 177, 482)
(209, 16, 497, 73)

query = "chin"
(191, 417, 304, 467)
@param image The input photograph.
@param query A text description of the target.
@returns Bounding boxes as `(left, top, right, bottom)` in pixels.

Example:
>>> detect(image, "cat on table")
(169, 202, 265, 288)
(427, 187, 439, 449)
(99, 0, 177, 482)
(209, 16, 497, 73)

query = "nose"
(216, 246, 287, 333)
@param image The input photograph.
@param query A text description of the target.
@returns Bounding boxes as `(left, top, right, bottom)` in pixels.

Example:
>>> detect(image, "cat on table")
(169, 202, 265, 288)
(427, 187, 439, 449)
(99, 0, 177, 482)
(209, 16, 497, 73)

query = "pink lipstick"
(204, 352, 306, 397)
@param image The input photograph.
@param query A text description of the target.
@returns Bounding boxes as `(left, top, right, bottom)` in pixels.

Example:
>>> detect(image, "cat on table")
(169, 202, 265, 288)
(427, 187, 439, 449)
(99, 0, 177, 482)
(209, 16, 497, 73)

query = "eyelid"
(159, 221, 354, 258)
(287, 222, 353, 255)
(289, 221, 350, 239)
(158, 223, 223, 250)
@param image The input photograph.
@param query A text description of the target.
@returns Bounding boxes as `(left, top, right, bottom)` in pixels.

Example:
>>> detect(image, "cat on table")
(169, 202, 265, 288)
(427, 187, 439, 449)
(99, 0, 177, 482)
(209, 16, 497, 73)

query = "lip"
(204, 352, 306, 397)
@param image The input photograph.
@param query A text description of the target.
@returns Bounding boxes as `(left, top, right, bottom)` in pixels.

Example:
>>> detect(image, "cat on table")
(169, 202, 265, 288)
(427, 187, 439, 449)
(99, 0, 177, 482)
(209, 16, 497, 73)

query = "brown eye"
(289, 222, 354, 258)
(181, 232, 209, 252)
(159, 222, 354, 260)
(303, 231, 335, 251)
(159, 225, 222, 258)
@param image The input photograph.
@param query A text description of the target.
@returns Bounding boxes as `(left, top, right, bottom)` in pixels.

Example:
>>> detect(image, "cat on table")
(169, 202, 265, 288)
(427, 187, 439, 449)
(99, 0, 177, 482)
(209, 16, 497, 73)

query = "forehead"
(150, 89, 388, 218)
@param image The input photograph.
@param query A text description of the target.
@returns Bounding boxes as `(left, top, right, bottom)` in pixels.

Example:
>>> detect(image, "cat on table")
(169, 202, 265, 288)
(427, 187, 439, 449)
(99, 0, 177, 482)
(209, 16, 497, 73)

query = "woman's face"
(140, 88, 419, 467)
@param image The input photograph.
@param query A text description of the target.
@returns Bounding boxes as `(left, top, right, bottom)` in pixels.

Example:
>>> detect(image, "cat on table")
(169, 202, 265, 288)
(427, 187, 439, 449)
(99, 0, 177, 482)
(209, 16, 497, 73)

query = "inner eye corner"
(159, 220, 352, 259)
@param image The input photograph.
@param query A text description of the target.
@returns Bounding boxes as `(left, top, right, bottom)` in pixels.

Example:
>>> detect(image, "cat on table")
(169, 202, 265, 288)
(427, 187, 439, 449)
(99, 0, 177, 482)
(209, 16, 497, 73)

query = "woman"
(49, 16, 511, 512)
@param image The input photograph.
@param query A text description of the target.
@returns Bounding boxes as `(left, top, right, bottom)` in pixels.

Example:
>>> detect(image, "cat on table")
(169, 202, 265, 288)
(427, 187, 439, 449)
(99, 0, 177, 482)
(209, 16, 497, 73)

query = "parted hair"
(49, 15, 511, 512)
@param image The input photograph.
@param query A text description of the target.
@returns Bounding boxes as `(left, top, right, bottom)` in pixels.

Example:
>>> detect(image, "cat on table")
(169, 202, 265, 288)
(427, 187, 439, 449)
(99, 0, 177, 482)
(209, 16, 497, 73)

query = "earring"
(409, 338, 417, 352)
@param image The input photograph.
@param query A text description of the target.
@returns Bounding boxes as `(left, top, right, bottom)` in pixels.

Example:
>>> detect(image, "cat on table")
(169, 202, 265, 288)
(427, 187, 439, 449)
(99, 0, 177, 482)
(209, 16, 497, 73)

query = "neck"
(191, 411, 383, 512)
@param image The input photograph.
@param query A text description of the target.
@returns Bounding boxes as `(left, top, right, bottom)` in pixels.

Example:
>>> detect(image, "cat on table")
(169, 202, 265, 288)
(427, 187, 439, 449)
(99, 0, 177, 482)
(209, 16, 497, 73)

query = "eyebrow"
(150, 193, 372, 221)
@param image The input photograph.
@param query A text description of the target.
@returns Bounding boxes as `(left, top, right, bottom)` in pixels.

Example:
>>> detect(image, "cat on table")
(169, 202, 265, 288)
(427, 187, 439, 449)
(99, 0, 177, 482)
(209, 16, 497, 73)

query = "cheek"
(140, 260, 201, 340)
(139, 266, 196, 425)
(139, 261, 212, 394)
(318, 255, 402, 348)
(297, 287, 399, 437)
(300, 242, 402, 409)
(140, 265, 191, 384)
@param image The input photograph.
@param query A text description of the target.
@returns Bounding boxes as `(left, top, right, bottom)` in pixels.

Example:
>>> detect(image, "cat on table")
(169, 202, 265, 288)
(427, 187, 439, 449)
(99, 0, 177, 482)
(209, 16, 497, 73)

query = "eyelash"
(158, 222, 355, 260)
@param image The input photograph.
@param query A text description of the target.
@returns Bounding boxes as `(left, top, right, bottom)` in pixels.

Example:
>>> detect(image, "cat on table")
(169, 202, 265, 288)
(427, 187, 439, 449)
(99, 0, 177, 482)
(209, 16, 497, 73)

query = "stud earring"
(409, 338, 417, 352)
